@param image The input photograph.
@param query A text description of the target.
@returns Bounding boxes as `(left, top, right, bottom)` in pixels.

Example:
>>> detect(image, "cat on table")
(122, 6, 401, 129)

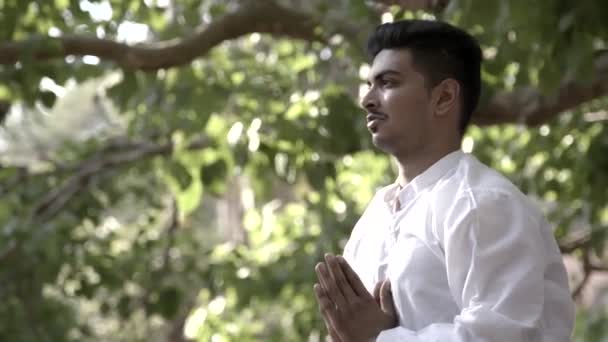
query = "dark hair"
(367, 20, 482, 136)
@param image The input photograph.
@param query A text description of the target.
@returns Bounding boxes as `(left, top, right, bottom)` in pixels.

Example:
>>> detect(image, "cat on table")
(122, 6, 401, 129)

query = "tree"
(0, 0, 606, 341)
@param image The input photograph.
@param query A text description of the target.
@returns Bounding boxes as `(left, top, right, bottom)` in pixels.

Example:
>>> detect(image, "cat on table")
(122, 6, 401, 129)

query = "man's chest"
(345, 204, 446, 292)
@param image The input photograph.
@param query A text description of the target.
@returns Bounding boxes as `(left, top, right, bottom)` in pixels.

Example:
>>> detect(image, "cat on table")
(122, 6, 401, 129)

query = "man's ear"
(433, 79, 460, 117)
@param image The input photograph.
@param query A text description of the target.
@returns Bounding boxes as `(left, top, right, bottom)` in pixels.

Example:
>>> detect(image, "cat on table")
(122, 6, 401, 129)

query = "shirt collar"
(382, 150, 465, 207)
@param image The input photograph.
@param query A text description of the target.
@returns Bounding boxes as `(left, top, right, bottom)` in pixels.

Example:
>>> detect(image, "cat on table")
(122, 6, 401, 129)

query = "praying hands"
(314, 254, 398, 342)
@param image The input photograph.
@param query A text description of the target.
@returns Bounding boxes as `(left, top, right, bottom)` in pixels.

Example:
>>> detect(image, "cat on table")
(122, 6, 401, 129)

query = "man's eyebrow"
(368, 70, 402, 83)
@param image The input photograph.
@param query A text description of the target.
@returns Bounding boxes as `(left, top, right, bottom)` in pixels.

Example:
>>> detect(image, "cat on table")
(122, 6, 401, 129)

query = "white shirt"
(343, 150, 574, 342)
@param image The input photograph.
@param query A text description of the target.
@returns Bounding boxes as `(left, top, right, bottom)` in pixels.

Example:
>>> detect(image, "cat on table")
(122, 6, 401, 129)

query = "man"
(313, 20, 574, 341)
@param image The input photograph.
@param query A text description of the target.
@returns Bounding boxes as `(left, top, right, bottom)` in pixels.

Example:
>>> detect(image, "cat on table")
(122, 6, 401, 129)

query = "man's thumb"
(379, 280, 395, 314)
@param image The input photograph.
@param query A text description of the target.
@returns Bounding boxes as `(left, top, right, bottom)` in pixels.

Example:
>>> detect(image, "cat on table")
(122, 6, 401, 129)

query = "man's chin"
(371, 134, 392, 152)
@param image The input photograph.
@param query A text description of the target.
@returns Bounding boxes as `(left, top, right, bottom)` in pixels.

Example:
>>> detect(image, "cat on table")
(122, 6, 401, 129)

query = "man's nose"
(360, 87, 379, 111)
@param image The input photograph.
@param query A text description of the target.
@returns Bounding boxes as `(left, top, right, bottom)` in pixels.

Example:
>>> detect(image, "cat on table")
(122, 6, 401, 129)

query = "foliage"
(0, 0, 607, 341)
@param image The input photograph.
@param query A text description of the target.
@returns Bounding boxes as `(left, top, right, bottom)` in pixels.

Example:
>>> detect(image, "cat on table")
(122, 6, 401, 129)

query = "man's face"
(360, 49, 435, 158)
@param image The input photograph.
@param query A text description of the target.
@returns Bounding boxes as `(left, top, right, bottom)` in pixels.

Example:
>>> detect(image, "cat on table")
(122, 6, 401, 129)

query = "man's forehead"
(369, 49, 413, 76)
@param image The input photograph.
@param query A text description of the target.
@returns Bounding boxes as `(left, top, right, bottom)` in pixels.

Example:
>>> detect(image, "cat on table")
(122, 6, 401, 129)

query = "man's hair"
(367, 20, 482, 136)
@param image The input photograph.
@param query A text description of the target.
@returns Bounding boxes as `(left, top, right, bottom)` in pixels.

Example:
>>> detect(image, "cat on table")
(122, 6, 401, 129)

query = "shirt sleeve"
(376, 190, 571, 341)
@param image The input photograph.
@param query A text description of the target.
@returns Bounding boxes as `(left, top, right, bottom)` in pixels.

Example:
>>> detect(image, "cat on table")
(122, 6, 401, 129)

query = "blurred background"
(0, 0, 607, 341)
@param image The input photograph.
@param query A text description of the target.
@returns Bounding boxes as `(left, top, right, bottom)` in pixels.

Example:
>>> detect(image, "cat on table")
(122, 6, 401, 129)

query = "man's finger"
(379, 280, 397, 320)
(327, 328, 342, 342)
(373, 280, 383, 305)
(314, 284, 343, 342)
(316, 263, 331, 292)
(325, 254, 358, 301)
(315, 263, 347, 308)
(315, 262, 337, 307)
(337, 255, 369, 297)
(314, 283, 335, 313)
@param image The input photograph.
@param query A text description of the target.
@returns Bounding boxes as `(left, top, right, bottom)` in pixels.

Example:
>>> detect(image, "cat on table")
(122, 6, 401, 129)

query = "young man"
(313, 20, 574, 341)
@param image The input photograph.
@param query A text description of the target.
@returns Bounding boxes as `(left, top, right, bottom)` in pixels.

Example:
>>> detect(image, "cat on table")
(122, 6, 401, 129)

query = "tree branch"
(31, 135, 212, 223)
(2, 0, 606, 126)
(0, 134, 206, 276)
(372, 0, 451, 12)
(0, 1, 322, 70)
(0, 0, 456, 70)
(572, 251, 592, 300)
(559, 232, 592, 254)
(473, 53, 608, 126)
(161, 197, 179, 275)
(589, 262, 608, 272)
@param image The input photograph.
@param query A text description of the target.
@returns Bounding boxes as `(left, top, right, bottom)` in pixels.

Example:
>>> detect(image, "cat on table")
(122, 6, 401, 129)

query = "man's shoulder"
(439, 153, 524, 196)
(430, 153, 538, 216)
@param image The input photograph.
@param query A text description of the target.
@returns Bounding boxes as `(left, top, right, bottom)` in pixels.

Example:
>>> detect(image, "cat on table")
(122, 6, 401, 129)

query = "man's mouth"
(366, 113, 387, 133)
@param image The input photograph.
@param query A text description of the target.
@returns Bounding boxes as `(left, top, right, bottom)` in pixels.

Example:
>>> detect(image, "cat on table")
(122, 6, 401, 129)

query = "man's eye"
(380, 79, 393, 86)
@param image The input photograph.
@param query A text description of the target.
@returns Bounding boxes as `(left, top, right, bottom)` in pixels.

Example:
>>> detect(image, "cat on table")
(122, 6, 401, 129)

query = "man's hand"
(314, 254, 397, 342)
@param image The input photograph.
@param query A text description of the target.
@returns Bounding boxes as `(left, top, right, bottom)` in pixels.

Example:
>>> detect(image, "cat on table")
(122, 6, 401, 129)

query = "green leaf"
(165, 159, 193, 190)
(39, 90, 57, 108)
(158, 287, 181, 319)
(200, 158, 229, 196)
